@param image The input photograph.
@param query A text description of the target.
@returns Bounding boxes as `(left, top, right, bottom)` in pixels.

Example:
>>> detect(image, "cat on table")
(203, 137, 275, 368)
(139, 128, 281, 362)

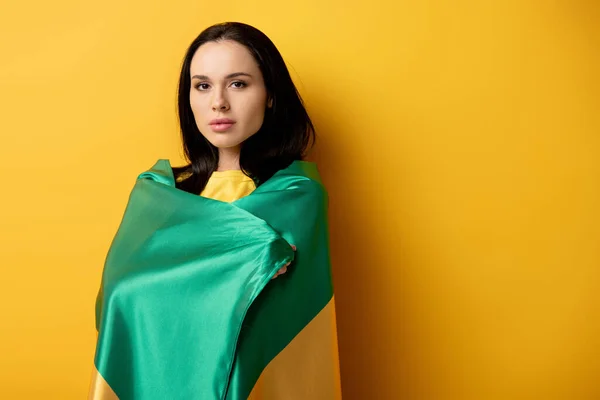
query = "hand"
(272, 244, 296, 279)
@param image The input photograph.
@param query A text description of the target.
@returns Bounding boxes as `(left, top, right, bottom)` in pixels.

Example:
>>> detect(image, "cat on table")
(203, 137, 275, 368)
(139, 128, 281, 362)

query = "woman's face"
(189, 40, 270, 151)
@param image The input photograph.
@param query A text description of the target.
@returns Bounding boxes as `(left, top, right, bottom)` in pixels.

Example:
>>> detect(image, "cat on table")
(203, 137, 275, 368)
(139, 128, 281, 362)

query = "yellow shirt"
(200, 169, 256, 202)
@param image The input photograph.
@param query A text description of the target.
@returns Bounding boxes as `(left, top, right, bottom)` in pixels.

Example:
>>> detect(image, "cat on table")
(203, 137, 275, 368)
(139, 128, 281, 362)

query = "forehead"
(190, 40, 259, 77)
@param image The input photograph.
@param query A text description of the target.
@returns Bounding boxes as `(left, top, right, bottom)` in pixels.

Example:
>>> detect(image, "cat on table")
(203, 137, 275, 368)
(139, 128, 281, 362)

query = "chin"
(208, 136, 245, 149)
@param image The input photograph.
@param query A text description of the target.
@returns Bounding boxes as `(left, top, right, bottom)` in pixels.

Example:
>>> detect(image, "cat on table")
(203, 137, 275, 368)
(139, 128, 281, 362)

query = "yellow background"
(1, 0, 598, 398)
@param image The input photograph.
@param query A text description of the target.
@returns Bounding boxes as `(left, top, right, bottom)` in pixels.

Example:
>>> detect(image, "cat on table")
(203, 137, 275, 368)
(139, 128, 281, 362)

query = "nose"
(211, 90, 230, 112)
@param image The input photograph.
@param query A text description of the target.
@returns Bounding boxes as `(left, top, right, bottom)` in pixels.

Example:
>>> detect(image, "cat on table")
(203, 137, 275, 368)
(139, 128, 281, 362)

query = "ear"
(267, 97, 273, 108)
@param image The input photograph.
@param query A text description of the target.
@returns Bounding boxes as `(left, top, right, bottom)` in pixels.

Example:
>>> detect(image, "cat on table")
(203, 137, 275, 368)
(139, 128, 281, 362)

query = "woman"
(89, 22, 341, 399)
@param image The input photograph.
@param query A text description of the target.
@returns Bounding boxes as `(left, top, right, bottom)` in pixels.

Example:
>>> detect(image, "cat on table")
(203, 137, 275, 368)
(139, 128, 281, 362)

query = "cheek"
(243, 110, 265, 136)
(241, 97, 267, 130)
(189, 94, 197, 111)
(189, 95, 207, 121)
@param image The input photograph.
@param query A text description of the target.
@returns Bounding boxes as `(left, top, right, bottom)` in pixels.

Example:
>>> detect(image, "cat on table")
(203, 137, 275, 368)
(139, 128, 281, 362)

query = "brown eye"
(231, 81, 247, 89)
(195, 83, 210, 90)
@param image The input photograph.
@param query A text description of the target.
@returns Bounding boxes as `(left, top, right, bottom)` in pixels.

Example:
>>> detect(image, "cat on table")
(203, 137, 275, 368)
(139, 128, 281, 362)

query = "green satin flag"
(93, 159, 334, 399)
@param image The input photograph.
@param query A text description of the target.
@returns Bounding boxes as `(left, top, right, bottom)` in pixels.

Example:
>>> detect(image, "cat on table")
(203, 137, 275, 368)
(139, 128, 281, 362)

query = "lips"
(209, 118, 236, 133)
(210, 118, 236, 125)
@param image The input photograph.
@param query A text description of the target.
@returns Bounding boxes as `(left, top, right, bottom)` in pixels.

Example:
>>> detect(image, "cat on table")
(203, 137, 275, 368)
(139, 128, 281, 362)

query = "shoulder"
(272, 162, 329, 204)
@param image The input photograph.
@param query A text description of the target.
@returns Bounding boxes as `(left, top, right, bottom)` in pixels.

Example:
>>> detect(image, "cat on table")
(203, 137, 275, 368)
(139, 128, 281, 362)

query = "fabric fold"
(91, 159, 340, 400)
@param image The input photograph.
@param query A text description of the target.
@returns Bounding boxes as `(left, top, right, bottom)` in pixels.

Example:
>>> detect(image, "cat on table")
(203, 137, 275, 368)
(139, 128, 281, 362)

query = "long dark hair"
(172, 22, 315, 194)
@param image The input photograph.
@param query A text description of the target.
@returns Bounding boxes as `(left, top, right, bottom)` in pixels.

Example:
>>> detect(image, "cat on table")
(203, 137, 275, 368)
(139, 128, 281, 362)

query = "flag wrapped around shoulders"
(89, 159, 342, 400)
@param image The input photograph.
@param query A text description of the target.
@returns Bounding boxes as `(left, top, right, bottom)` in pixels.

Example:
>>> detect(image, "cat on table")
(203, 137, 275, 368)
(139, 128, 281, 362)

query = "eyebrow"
(191, 72, 253, 80)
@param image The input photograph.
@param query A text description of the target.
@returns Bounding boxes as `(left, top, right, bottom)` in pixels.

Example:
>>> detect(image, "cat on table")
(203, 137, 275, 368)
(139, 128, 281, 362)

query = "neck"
(216, 146, 241, 171)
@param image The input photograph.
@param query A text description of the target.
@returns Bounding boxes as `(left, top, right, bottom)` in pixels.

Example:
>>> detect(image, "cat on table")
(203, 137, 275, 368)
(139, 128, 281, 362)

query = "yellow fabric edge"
(88, 358, 119, 400)
(248, 297, 342, 400)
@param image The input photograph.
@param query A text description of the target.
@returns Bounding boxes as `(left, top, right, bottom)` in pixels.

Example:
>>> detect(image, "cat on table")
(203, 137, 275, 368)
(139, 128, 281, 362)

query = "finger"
(272, 266, 285, 280)
(291, 244, 297, 251)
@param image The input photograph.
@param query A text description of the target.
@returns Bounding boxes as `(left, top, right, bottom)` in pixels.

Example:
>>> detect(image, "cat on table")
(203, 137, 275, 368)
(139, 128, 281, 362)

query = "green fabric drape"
(93, 159, 334, 400)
